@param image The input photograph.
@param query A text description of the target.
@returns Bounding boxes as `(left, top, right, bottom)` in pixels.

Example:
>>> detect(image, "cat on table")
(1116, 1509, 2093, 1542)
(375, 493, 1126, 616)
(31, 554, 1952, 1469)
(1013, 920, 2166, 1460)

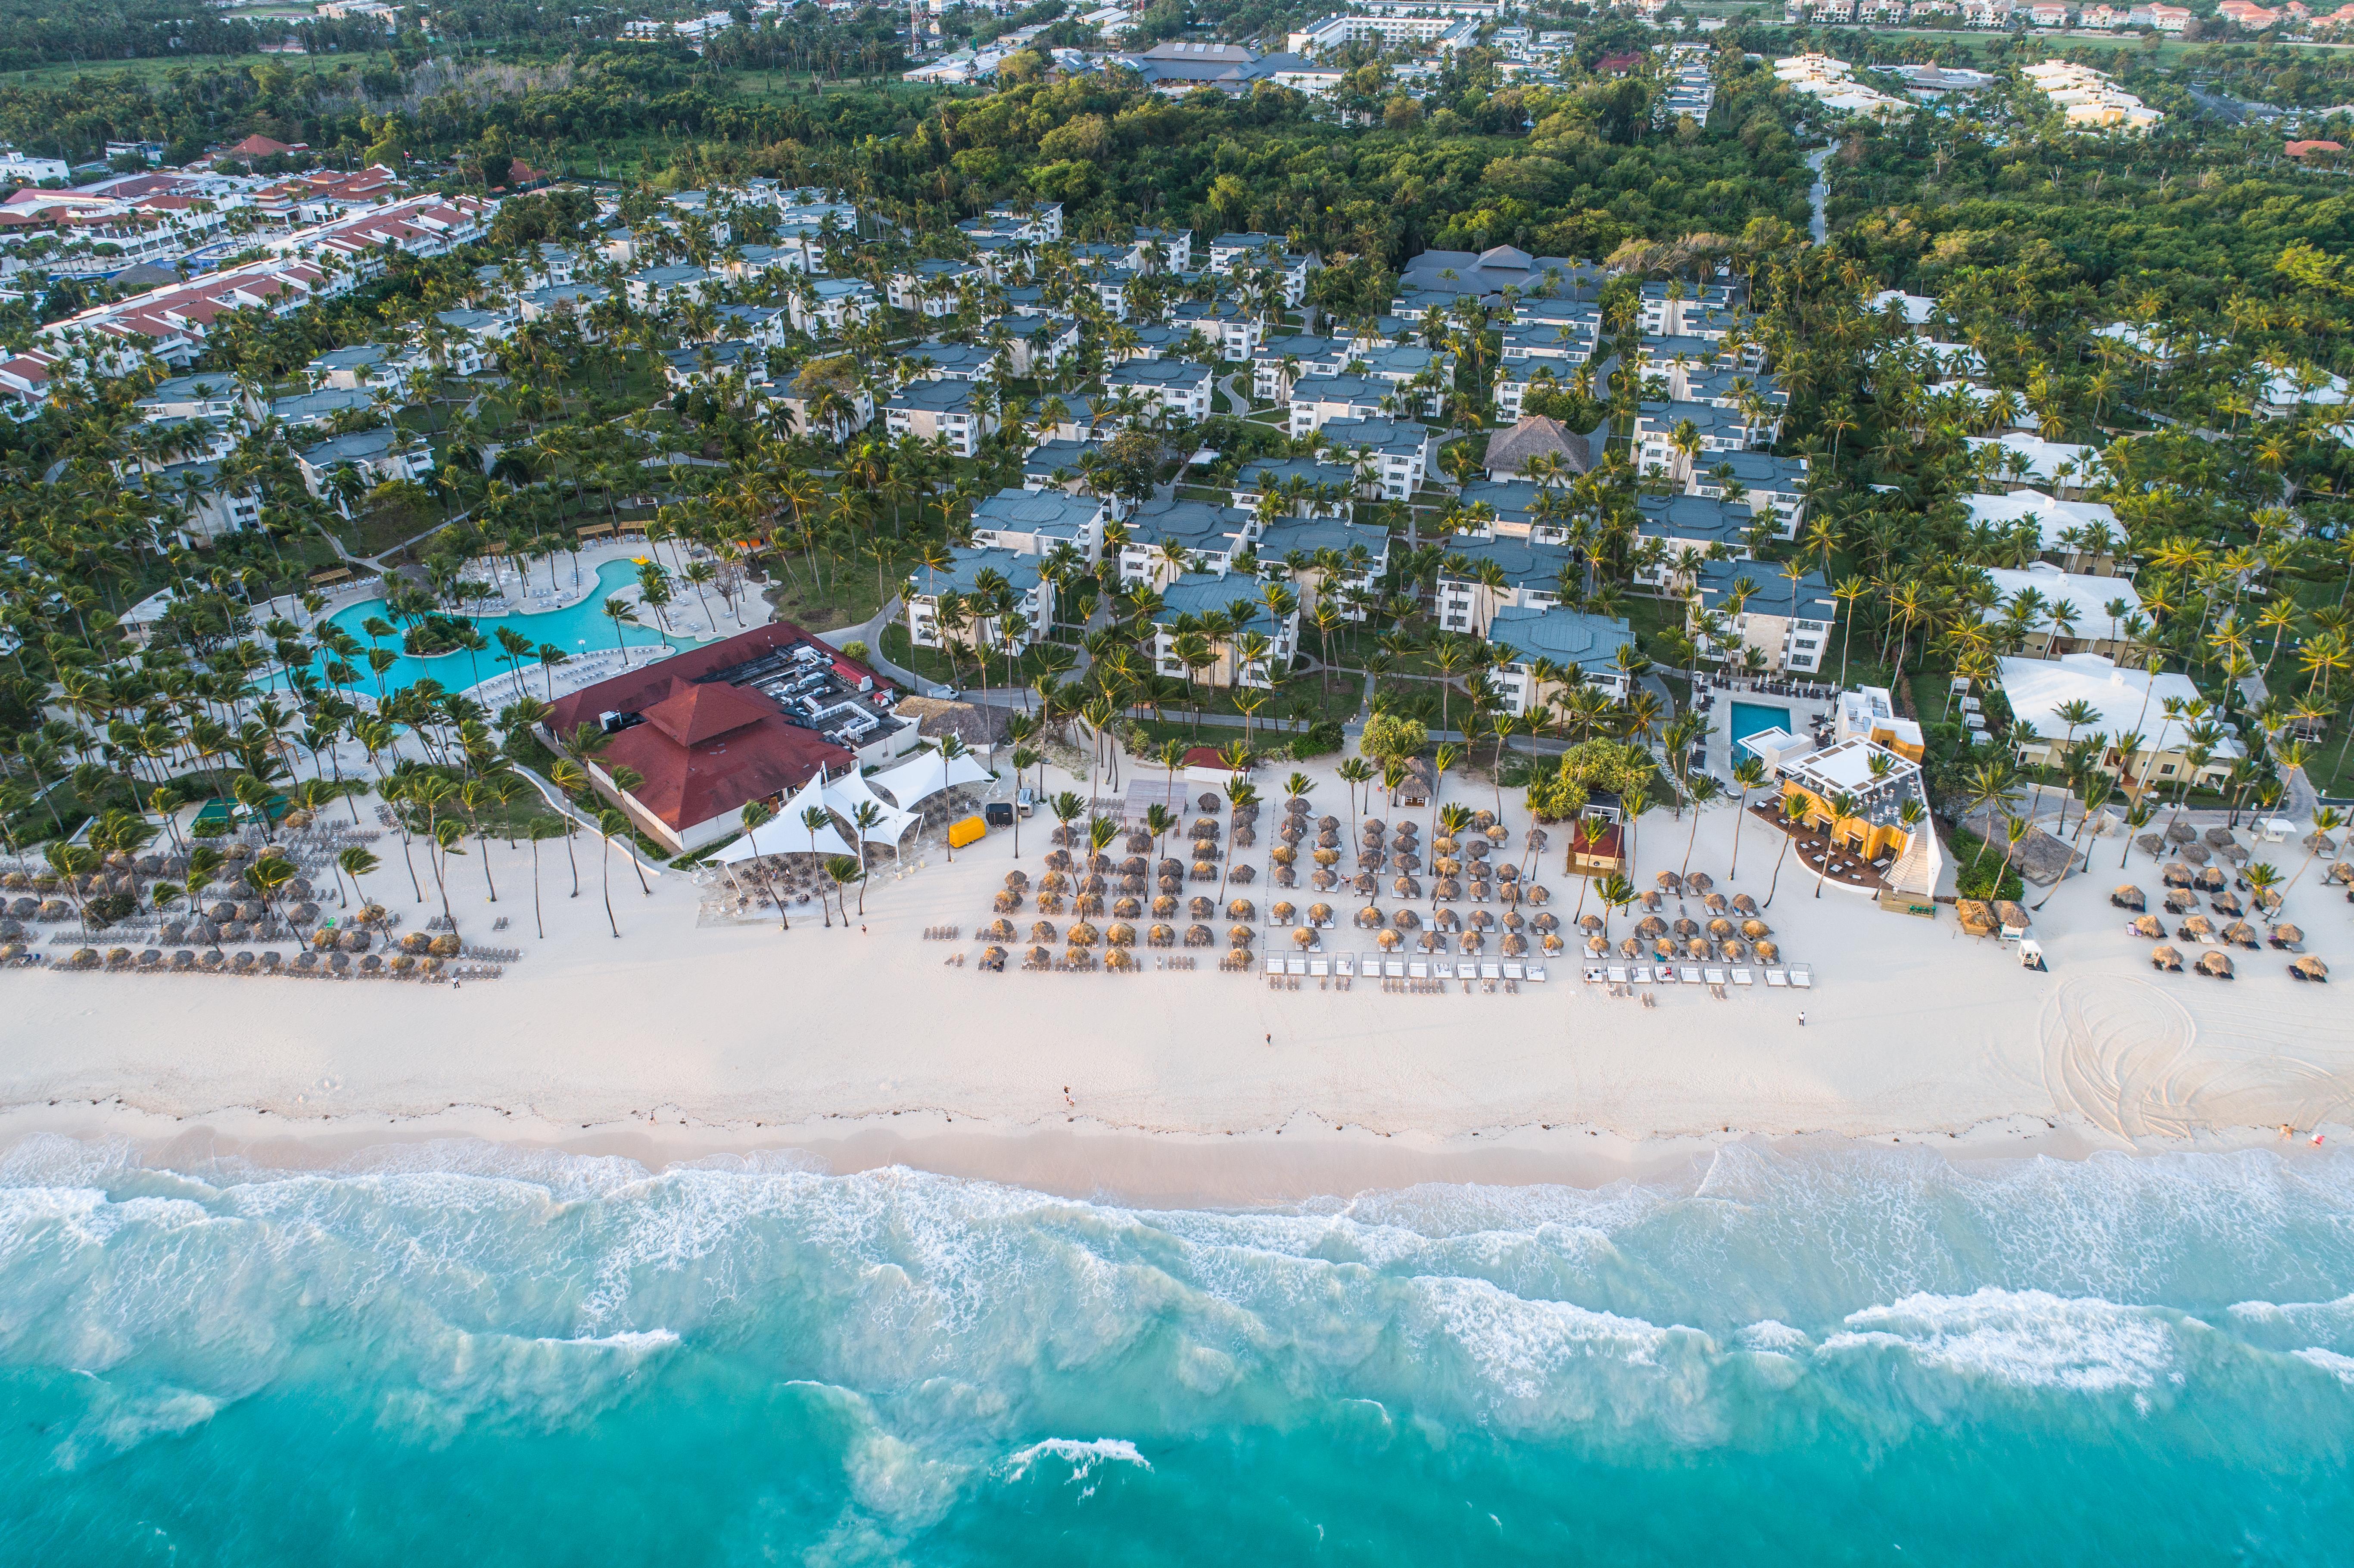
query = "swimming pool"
(1728, 700, 1795, 762)
(280, 558, 712, 696)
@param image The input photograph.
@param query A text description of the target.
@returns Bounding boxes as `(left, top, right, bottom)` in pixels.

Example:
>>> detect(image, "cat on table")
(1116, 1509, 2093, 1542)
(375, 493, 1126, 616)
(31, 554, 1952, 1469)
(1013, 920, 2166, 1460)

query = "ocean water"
(3, 1137, 2351, 1565)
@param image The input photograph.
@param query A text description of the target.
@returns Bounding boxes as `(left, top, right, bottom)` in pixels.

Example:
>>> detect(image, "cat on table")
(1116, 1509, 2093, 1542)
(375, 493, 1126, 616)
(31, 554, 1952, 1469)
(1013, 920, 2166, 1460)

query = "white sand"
(5, 755, 2350, 1201)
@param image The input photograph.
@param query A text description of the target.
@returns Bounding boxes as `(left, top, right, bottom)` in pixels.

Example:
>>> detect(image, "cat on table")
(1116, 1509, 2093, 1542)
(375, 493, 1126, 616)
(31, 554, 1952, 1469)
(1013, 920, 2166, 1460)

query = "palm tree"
(1680, 775, 1723, 884)
(336, 846, 381, 911)
(594, 807, 630, 937)
(1763, 793, 1808, 908)
(525, 818, 568, 938)
(1727, 757, 1767, 881)
(2286, 806, 2345, 893)
(1337, 756, 1372, 839)
(801, 805, 837, 922)
(606, 765, 655, 895)
(1813, 790, 1861, 900)
(1595, 872, 1635, 942)
(739, 799, 788, 931)
(825, 854, 865, 923)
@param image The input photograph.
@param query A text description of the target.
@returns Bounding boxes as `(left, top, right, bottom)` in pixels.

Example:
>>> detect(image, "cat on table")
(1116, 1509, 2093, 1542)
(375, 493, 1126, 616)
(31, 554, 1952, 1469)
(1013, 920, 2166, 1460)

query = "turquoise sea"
(4, 1136, 2352, 1565)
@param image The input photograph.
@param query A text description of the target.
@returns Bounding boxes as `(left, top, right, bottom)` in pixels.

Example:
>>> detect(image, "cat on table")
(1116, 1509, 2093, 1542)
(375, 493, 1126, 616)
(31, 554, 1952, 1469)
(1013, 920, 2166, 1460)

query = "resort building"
(1484, 607, 1636, 716)
(884, 378, 998, 457)
(1148, 572, 1300, 689)
(2021, 59, 2164, 133)
(538, 622, 916, 855)
(1994, 652, 2243, 790)
(1965, 432, 2103, 497)
(787, 278, 877, 335)
(1688, 558, 1836, 676)
(1287, 374, 1398, 437)
(1834, 684, 1925, 760)
(1105, 358, 1213, 424)
(905, 547, 1052, 657)
(1119, 497, 1260, 587)
(1977, 562, 2145, 660)
(1313, 417, 1437, 500)
(1230, 456, 1358, 517)
(1482, 414, 1605, 482)
(1688, 449, 1810, 538)
(1433, 535, 1579, 637)
(966, 487, 1108, 562)
(1254, 515, 1389, 621)
(1960, 488, 2124, 573)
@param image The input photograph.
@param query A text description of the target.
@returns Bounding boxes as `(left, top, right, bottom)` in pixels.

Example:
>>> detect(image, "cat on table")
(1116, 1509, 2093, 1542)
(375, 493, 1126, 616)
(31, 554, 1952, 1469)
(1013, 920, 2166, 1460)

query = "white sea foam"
(1824, 1288, 2181, 1394)
(2292, 1347, 2354, 1385)
(1003, 1437, 1152, 1487)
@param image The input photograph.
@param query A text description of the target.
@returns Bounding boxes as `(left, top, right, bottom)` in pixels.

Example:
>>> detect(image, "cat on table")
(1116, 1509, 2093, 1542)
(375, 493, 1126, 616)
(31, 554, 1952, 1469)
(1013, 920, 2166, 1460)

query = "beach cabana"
(868, 747, 991, 813)
(2291, 954, 2329, 982)
(2196, 951, 2235, 979)
(2150, 944, 2183, 972)
(2110, 886, 2145, 912)
(713, 772, 856, 863)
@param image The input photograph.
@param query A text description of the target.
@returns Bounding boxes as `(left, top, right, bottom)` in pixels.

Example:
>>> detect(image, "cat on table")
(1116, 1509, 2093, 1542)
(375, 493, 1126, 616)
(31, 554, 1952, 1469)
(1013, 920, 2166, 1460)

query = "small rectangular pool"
(1728, 701, 1794, 762)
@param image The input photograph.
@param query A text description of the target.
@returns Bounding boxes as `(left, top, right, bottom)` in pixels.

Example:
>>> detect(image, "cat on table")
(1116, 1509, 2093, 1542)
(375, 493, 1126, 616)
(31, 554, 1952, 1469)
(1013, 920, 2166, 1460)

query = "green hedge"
(1948, 825, 2026, 902)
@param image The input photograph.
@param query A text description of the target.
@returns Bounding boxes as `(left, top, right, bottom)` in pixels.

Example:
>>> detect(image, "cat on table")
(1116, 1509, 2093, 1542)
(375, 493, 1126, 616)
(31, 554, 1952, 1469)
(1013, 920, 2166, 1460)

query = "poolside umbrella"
(2291, 955, 2329, 982)
(1636, 915, 1668, 939)
(2130, 914, 2164, 938)
(1107, 922, 1137, 946)
(2270, 923, 2306, 950)
(1113, 897, 1142, 920)
(1395, 908, 1423, 930)
(1292, 927, 1316, 949)
(2151, 944, 2183, 971)
(1185, 924, 1214, 947)
(1227, 926, 1255, 947)
(1227, 899, 1256, 921)
(2220, 920, 2259, 949)
(1435, 908, 1462, 933)
(2110, 885, 2145, 911)
(1308, 902, 1333, 926)
(2197, 951, 2235, 979)
(1031, 919, 1059, 943)
(1741, 918, 1771, 940)
(1376, 928, 1401, 950)
(1355, 905, 1385, 928)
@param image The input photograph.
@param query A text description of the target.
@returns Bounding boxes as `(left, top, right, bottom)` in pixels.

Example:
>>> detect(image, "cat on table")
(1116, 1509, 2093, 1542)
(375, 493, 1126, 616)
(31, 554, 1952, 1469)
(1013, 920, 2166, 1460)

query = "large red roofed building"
(539, 622, 919, 853)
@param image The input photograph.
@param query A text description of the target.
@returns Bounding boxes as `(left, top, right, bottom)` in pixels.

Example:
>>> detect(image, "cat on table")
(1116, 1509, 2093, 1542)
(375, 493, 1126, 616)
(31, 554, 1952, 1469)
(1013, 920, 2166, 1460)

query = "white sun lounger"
(1765, 969, 1789, 986)
(1481, 962, 1501, 980)
(1791, 966, 1814, 989)
(1262, 952, 1282, 974)
(1286, 957, 1307, 975)
(1503, 962, 1524, 980)
(1384, 959, 1405, 977)
(1526, 964, 1546, 982)
(1408, 961, 1428, 979)
(1606, 965, 1628, 984)
(1434, 961, 1454, 979)
(1309, 958, 1329, 976)
(1584, 966, 1607, 984)
(1333, 956, 1354, 976)
(1630, 964, 1652, 983)
(1680, 965, 1703, 984)
(1703, 967, 1728, 985)
(1731, 968, 1754, 986)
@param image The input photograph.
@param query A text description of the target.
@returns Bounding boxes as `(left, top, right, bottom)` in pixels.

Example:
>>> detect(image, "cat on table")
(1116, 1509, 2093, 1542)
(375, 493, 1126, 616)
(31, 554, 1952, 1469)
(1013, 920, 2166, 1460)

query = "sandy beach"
(3, 749, 2348, 1204)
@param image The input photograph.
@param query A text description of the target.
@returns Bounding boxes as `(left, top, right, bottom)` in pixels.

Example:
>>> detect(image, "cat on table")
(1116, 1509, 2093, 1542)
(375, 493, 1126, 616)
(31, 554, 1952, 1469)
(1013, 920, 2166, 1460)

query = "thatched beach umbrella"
(1636, 915, 1667, 938)
(1435, 908, 1462, 932)
(2209, 889, 2242, 916)
(2110, 885, 2145, 911)
(1585, 934, 1607, 955)
(1185, 924, 1214, 947)
(1501, 910, 1524, 932)
(2150, 944, 2183, 971)
(1025, 946, 1054, 970)
(1721, 938, 1750, 963)
(1107, 922, 1136, 946)
(1149, 924, 1176, 947)
(1030, 918, 1061, 944)
(1526, 884, 1549, 906)
(1639, 890, 1663, 913)
(2220, 920, 2258, 949)
(2129, 914, 2163, 938)
(1308, 902, 1333, 926)
(1227, 898, 1256, 921)
(2160, 862, 2193, 887)
(1271, 901, 1296, 925)
(1741, 918, 1771, 940)
(1532, 912, 1559, 932)
(2177, 914, 2214, 940)
(1502, 933, 1528, 957)
(1462, 930, 1486, 955)
(2291, 954, 2329, 982)
(1656, 871, 1682, 891)
(1189, 896, 1216, 919)
(2194, 865, 2226, 891)
(1685, 936, 1712, 959)
(1152, 894, 1179, 918)
(2270, 922, 2306, 950)
(1291, 927, 1315, 949)
(1375, 928, 1400, 950)
(1106, 948, 1137, 971)
(1579, 913, 1604, 933)
(2197, 950, 2235, 979)
(1753, 939, 1779, 964)
(1392, 875, 1421, 899)
(1355, 905, 1385, 928)
(1309, 868, 1334, 891)
(1542, 933, 1566, 956)
(1114, 897, 1143, 920)
(1228, 925, 1255, 947)
(1395, 908, 1422, 930)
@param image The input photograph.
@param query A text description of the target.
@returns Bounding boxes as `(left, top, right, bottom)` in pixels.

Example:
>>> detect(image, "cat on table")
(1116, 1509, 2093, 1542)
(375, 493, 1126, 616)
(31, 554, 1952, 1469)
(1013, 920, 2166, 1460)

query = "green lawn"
(3, 51, 383, 90)
(763, 564, 885, 635)
(878, 621, 1062, 690)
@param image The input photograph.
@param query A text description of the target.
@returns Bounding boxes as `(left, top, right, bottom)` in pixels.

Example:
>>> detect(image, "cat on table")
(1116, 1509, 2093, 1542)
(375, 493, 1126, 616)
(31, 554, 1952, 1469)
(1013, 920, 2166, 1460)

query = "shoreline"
(0, 1098, 2332, 1210)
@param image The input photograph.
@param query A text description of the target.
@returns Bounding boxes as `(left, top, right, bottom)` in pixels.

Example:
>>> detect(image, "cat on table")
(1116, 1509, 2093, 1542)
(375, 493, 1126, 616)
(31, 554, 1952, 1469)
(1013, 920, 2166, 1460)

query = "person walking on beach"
(1063, 1086, 1073, 1108)
(1797, 1011, 1806, 1027)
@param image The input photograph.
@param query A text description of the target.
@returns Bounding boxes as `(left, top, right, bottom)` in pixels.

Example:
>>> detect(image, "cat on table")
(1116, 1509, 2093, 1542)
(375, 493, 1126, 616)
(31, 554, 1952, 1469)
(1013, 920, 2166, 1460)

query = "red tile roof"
(541, 622, 882, 838)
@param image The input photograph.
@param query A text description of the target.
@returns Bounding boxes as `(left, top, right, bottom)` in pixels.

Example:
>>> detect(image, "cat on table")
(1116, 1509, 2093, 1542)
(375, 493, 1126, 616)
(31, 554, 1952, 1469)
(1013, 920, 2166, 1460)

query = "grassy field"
(3, 51, 384, 91)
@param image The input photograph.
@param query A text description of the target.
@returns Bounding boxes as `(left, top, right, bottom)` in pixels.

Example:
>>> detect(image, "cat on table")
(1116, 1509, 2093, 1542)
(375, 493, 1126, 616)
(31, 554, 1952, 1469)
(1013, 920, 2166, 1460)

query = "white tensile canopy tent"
(823, 768, 920, 846)
(869, 748, 989, 812)
(711, 769, 854, 865)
